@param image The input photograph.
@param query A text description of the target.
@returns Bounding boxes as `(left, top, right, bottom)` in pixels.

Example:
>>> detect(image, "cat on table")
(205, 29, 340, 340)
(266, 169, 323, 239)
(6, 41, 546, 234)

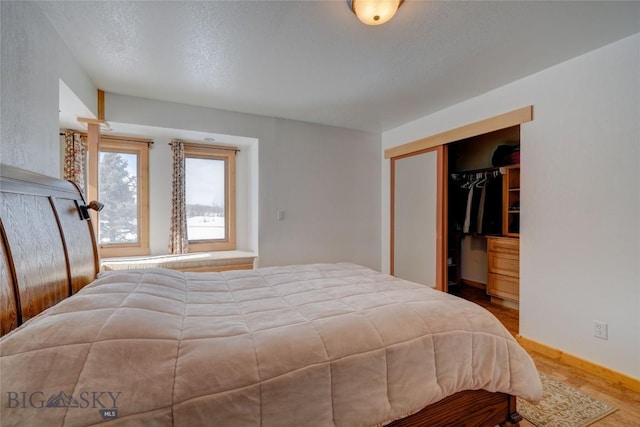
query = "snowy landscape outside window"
(185, 158, 226, 241)
(183, 143, 237, 252)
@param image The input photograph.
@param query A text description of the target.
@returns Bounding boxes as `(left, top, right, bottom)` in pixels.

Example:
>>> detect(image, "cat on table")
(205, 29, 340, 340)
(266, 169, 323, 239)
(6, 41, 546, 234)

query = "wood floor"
(456, 285, 640, 427)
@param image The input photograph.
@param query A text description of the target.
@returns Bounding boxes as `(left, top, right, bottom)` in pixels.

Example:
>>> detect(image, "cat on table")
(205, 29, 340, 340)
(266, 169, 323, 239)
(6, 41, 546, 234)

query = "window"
(89, 136, 150, 257)
(184, 143, 236, 251)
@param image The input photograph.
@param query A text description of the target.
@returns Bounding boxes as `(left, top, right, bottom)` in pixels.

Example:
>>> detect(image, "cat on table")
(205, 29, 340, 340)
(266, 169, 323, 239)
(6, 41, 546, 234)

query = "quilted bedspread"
(1, 263, 542, 426)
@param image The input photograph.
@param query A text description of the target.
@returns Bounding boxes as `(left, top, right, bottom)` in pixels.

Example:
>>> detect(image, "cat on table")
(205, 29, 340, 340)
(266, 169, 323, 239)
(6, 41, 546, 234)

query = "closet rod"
(452, 165, 503, 174)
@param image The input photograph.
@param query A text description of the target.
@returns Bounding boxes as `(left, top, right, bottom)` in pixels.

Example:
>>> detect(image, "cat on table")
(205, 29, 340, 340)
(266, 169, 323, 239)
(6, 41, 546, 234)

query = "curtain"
(169, 140, 189, 254)
(63, 129, 86, 194)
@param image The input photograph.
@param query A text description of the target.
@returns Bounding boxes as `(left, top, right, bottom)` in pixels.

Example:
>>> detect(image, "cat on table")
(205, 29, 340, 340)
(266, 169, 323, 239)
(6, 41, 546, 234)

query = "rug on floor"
(518, 374, 617, 427)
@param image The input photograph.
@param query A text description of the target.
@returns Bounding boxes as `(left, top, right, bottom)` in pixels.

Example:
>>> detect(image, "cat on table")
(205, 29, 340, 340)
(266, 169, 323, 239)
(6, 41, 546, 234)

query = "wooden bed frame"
(0, 164, 522, 427)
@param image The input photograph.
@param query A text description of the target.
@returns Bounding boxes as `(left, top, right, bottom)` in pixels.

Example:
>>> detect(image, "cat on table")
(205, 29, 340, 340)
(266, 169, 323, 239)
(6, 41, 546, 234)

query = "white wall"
(1, 1, 96, 176)
(382, 34, 640, 378)
(460, 237, 488, 284)
(106, 94, 381, 269)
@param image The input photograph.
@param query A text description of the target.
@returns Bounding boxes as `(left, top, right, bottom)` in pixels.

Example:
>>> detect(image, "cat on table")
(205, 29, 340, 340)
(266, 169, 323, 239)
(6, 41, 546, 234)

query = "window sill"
(100, 250, 257, 273)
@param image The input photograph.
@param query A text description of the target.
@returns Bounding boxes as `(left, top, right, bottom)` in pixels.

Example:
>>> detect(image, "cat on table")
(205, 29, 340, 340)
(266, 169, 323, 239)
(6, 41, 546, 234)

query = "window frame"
(183, 143, 237, 252)
(89, 137, 150, 257)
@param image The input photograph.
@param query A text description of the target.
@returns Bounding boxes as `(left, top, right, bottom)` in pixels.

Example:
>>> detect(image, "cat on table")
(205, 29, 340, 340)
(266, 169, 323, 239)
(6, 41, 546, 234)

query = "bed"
(0, 164, 542, 426)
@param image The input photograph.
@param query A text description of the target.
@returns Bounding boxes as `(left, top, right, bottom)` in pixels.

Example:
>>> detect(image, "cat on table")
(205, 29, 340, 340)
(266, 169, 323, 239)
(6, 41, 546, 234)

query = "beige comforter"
(1, 263, 541, 426)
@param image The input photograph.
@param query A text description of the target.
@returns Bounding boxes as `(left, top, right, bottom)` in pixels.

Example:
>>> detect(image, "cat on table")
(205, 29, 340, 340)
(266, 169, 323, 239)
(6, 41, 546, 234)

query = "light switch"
(277, 210, 285, 221)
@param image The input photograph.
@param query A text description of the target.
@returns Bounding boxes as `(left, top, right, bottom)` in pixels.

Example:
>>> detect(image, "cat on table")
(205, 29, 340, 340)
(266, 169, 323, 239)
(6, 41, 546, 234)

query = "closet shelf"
(503, 165, 520, 237)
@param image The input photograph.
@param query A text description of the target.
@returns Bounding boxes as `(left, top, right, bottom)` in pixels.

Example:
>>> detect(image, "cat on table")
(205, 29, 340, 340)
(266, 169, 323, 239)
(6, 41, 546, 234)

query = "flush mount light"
(348, 0, 404, 26)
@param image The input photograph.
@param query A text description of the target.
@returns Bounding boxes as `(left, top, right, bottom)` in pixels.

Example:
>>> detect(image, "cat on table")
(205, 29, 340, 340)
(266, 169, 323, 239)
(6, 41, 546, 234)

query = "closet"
(387, 106, 532, 307)
(446, 126, 520, 308)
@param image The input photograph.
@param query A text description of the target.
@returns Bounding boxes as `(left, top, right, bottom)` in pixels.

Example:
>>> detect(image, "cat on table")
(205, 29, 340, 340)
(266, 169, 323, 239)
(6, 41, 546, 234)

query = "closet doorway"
(446, 127, 520, 309)
(386, 106, 532, 309)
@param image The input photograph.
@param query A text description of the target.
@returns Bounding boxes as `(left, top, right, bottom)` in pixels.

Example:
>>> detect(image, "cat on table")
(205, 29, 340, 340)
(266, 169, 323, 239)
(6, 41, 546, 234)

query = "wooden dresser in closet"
(487, 165, 520, 305)
(486, 236, 519, 304)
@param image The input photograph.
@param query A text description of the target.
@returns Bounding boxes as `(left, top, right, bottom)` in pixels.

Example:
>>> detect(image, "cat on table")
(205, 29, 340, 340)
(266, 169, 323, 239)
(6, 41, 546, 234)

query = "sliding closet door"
(392, 149, 440, 288)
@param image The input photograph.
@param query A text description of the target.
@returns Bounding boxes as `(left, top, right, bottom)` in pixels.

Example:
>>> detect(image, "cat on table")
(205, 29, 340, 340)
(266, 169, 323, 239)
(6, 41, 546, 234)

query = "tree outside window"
(88, 136, 150, 257)
(98, 152, 138, 244)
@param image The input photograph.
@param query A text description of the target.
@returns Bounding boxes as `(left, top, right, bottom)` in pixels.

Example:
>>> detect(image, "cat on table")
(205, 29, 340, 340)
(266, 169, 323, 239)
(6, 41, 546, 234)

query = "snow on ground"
(187, 216, 225, 240)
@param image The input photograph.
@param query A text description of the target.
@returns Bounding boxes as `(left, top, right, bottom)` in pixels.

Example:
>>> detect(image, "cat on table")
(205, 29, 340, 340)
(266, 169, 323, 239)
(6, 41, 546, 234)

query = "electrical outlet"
(593, 320, 608, 340)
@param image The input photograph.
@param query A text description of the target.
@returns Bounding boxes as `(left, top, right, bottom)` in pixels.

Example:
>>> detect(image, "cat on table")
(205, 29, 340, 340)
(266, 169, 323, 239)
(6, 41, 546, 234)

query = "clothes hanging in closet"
(451, 171, 502, 236)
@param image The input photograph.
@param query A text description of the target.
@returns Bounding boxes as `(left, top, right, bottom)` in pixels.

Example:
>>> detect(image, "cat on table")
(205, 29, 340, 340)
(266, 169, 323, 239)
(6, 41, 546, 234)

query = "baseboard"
(461, 279, 485, 289)
(516, 334, 640, 393)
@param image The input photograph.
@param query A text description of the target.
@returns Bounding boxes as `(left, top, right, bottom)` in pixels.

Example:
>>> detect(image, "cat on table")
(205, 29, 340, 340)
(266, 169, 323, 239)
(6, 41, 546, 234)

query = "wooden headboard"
(0, 164, 99, 336)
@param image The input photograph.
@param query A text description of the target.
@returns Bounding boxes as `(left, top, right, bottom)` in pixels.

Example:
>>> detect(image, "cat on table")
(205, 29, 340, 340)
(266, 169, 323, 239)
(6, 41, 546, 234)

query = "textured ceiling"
(41, 1, 640, 133)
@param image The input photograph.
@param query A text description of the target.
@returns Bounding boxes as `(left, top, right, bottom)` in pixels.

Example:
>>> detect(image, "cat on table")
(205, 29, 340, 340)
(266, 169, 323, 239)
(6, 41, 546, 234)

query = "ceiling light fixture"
(348, 0, 404, 26)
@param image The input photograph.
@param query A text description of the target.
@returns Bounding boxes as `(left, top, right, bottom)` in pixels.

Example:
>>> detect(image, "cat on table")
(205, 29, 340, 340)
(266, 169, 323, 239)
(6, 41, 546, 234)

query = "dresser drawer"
(488, 252, 519, 277)
(487, 237, 519, 255)
(487, 273, 519, 302)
